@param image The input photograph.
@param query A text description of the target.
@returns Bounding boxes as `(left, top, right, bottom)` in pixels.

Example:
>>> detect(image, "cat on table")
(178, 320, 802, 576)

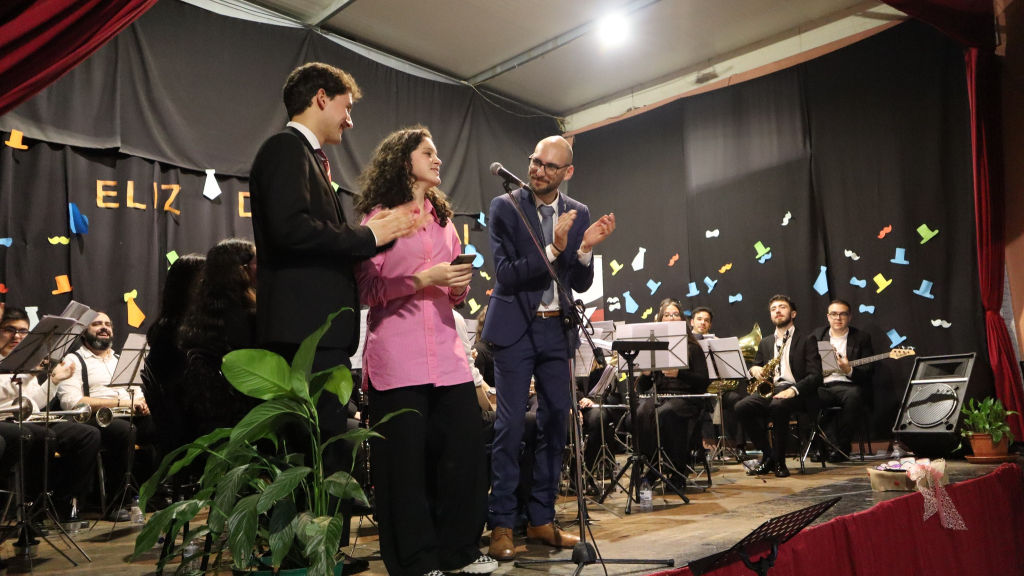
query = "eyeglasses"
(662, 312, 682, 319)
(1, 327, 29, 336)
(528, 155, 570, 176)
(827, 312, 851, 319)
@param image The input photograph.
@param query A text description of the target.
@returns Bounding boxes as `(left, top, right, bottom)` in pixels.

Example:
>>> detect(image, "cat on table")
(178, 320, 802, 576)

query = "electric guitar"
(823, 346, 915, 376)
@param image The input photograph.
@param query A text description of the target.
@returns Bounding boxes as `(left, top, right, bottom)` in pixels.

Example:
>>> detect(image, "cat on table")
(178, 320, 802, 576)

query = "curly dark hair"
(283, 62, 362, 118)
(178, 239, 256, 355)
(354, 125, 453, 227)
(147, 254, 205, 350)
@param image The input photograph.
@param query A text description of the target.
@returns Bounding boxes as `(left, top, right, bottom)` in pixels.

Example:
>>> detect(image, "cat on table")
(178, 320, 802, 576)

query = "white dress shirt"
(0, 352, 51, 411)
(453, 310, 487, 389)
(824, 329, 852, 384)
(537, 193, 593, 313)
(57, 347, 142, 409)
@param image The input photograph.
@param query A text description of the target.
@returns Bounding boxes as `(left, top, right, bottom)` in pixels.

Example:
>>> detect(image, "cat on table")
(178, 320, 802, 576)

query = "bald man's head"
(538, 136, 573, 165)
(528, 136, 575, 196)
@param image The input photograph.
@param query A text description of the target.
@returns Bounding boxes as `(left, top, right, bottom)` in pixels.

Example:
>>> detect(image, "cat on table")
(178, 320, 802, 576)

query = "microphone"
(490, 162, 531, 192)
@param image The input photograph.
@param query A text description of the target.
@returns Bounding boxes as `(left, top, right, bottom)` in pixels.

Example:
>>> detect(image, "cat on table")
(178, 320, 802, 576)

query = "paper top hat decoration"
(917, 224, 939, 244)
(754, 241, 772, 259)
(4, 130, 28, 150)
(891, 248, 910, 265)
(913, 280, 935, 299)
(873, 274, 893, 293)
(686, 282, 700, 297)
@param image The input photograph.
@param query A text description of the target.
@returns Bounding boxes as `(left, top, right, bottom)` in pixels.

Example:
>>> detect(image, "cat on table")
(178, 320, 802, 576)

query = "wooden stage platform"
(5, 456, 1010, 576)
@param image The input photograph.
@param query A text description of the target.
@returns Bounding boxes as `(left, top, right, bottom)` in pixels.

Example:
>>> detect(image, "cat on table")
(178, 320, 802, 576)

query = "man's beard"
(85, 332, 112, 351)
(772, 316, 791, 328)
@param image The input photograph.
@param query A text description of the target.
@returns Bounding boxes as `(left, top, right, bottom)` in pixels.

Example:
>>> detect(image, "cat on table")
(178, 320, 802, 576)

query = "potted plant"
(130, 311, 407, 576)
(960, 397, 1017, 458)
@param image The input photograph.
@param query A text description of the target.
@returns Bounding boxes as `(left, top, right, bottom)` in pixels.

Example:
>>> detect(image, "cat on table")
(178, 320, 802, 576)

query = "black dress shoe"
(340, 553, 370, 576)
(775, 461, 791, 478)
(746, 458, 776, 476)
(827, 450, 851, 463)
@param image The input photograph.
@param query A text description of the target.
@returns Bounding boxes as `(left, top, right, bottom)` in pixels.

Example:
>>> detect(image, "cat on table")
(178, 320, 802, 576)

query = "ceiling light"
(596, 12, 629, 48)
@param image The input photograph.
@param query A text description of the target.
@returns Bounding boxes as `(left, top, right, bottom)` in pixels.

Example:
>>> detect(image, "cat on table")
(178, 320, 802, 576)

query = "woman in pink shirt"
(354, 126, 496, 576)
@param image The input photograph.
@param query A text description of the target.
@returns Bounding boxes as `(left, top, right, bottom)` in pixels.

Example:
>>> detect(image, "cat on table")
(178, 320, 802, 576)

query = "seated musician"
(689, 307, 722, 450)
(58, 311, 158, 520)
(0, 306, 100, 523)
(810, 299, 874, 462)
(734, 295, 822, 478)
(634, 298, 710, 488)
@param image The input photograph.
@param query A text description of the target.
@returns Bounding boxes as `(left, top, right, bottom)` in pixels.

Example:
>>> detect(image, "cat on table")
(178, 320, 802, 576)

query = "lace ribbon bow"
(906, 463, 966, 530)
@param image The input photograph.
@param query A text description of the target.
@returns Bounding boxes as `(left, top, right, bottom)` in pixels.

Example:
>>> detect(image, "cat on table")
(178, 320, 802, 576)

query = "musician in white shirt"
(0, 306, 99, 520)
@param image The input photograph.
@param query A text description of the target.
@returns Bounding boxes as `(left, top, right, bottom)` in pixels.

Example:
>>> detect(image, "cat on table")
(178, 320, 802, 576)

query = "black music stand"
(687, 497, 840, 576)
(0, 317, 90, 566)
(598, 340, 690, 511)
(92, 334, 149, 537)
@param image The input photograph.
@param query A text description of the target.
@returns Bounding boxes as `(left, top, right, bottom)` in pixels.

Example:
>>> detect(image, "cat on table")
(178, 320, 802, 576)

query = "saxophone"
(747, 332, 788, 397)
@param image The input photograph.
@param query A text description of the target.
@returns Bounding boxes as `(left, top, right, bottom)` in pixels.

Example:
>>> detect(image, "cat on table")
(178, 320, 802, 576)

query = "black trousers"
(581, 406, 627, 469)
(90, 415, 158, 499)
(720, 389, 749, 445)
(635, 399, 701, 472)
(369, 381, 486, 576)
(0, 421, 100, 503)
(734, 391, 811, 461)
(818, 384, 867, 450)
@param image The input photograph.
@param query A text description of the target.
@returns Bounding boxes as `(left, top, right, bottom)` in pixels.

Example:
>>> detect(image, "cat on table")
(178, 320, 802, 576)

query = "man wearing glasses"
(483, 136, 615, 560)
(811, 299, 875, 462)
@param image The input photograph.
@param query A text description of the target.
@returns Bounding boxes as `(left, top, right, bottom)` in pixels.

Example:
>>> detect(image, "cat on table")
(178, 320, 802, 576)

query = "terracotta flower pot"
(967, 433, 1009, 457)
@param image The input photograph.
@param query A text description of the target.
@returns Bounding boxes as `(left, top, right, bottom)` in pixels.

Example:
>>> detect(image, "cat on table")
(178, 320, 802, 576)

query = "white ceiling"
(244, 0, 887, 115)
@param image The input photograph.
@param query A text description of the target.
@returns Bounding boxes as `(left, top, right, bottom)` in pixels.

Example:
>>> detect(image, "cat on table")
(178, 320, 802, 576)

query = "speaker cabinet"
(892, 352, 993, 457)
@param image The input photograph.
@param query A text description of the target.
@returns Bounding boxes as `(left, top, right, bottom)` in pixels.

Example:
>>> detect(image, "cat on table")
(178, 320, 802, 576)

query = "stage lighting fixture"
(596, 12, 629, 48)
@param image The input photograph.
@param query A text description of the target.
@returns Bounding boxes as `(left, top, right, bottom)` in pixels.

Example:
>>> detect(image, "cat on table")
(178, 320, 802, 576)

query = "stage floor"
(5, 456, 1012, 576)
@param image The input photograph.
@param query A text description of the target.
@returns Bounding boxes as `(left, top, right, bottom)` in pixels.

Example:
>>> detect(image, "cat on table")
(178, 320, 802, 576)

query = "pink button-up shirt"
(355, 199, 472, 390)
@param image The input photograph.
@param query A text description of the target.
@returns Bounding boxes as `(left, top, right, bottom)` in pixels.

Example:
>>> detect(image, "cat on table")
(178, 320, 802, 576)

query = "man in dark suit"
(248, 63, 415, 570)
(484, 136, 615, 561)
(811, 299, 874, 462)
(250, 62, 415, 368)
(735, 295, 823, 478)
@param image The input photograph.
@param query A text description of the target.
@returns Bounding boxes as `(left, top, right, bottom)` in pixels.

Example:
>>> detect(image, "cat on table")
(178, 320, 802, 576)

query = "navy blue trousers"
(488, 316, 572, 529)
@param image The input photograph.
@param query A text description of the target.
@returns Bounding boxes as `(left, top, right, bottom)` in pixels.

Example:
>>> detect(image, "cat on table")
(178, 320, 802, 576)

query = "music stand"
(598, 339, 689, 511)
(687, 497, 840, 576)
(0, 316, 90, 566)
(701, 337, 752, 467)
(92, 333, 149, 537)
(614, 322, 691, 498)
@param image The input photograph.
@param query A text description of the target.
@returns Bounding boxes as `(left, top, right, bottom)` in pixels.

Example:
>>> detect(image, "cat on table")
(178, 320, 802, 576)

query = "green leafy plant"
(960, 397, 1017, 444)
(131, 310, 409, 575)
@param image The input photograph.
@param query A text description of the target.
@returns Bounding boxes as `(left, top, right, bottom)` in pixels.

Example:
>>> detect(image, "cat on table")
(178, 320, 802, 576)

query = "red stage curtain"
(660, 464, 1024, 576)
(0, 0, 158, 117)
(879, 0, 1024, 439)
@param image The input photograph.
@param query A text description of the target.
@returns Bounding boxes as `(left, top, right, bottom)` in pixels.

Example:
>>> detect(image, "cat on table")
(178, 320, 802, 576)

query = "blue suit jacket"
(481, 188, 595, 347)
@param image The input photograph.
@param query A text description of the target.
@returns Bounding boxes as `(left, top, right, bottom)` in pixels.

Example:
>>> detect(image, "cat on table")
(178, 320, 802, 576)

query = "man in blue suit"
(484, 136, 615, 560)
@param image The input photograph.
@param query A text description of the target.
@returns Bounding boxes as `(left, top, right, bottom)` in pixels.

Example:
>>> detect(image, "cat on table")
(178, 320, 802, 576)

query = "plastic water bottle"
(182, 538, 201, 573)
(130, 496, 145, 525)
(638, 477, 653, 512)
(63, 498, 81, 534)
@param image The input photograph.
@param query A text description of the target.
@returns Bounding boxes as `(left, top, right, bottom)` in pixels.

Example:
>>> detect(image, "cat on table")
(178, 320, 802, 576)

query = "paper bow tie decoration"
(728, 293, 742, 304)
(0, 238, 11, 248)
(123, 289, 138, 302)
(850, 277, 867, 288)
(705, 229, 720, 238)
(859, 304, 875, 314)
(607, 296, 621, 312)
(906, 462, 966, 530)
(464, 244, 485, 268)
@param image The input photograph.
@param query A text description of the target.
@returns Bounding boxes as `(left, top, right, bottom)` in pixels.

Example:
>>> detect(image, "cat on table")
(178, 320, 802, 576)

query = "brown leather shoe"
(525, 522, 579, 549)
(487, 527, 515, 561)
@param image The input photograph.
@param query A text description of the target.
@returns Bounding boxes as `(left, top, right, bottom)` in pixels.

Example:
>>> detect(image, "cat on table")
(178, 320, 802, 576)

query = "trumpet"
(96, 406, 133, 427)
(26, 403, 92, 424)
(0, 397, 34, 422)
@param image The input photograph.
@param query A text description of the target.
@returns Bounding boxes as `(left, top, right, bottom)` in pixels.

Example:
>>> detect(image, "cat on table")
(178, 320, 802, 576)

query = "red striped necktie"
(314, 149, 332, 184)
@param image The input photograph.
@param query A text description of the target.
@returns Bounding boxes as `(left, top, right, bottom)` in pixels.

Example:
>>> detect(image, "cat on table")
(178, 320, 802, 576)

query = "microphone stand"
(496, 181, 673, 574)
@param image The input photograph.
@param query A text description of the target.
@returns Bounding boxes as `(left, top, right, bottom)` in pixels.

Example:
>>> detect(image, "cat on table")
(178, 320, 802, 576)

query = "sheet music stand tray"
(687, 497, 840, 576)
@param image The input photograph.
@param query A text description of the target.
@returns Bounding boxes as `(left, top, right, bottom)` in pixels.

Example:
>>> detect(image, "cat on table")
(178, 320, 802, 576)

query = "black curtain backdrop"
(0, 0, 553, 347)
(570, 20, 990, 436)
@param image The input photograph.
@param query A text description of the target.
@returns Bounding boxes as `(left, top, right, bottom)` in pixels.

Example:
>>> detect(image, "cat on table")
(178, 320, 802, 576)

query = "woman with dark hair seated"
(144, 253, 205, 447)
(178, 239, 258, 437)
(635, 298, 710, 488)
